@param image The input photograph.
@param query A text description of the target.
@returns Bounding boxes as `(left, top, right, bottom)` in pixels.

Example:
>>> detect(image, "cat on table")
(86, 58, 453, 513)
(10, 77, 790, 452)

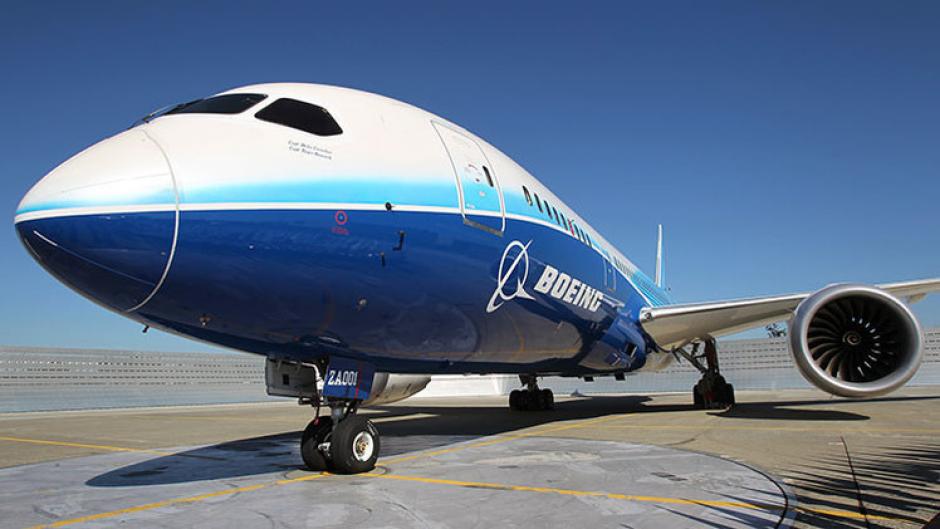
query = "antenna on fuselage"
(654, 224, 664, 288)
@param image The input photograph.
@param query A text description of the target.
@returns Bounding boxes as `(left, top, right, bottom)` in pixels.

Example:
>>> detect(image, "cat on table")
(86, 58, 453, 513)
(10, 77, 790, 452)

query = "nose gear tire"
(301, 417, 334, 471)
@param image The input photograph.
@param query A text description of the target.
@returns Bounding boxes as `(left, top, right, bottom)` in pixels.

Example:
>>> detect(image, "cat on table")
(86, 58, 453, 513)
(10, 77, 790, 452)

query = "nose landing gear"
(509, 374, 554, 411)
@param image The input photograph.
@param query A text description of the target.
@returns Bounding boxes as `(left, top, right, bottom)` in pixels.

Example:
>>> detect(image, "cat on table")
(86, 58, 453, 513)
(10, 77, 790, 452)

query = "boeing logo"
(534, 265, 605, 312)
(488, 240, 605, 313)
(486, 240, 535, 313)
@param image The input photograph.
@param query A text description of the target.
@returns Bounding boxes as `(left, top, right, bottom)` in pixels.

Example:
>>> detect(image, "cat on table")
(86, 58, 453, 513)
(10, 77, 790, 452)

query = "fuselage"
(14, 83, 672, 376)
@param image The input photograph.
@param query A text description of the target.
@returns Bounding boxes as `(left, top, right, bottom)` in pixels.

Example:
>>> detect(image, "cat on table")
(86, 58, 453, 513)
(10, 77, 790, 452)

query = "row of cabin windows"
(521, 185, 592, 248)
(521, 184, 633, 277)
(164, 94, 344, 136)
(612, 254, 628, 276)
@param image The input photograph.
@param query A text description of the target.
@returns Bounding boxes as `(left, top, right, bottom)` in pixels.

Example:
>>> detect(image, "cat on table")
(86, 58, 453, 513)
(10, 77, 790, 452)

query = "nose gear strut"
(298, 361, 381, 474)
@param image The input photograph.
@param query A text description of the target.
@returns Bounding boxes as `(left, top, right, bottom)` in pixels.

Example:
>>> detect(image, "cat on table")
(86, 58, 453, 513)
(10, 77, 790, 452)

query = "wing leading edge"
(639, 278, 940, 349)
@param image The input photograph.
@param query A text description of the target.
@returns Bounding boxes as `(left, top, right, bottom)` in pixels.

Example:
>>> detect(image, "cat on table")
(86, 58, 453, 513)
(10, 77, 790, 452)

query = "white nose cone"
(15, 128, 179, 312)
(17, 128, 176, 219)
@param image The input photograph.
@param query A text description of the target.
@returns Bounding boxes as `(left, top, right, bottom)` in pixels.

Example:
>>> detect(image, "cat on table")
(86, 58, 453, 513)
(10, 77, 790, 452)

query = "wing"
(639, 278, 940, 349)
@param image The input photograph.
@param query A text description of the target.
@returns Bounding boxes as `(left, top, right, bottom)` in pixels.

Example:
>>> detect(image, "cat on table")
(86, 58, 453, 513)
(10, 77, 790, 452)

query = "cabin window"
(255, 98, 343, 136)
(522, 186, 533, 206)
(166, 93, 268, 115)
(482, 166, 495, 187)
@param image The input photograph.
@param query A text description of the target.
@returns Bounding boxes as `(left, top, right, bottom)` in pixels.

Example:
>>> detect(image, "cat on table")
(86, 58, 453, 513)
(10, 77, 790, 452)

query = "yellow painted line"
(25, 473, 329, 529)
(24, 462, 906, 529)
(354, 471, 901, 522)
(361, 472, 775, 509)
(15, 411, 916, 527)
(0, 436, 167, 456)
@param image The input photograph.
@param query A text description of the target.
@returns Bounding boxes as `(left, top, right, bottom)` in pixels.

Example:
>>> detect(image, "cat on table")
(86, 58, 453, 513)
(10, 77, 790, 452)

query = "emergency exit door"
(433, 122, 505, 235)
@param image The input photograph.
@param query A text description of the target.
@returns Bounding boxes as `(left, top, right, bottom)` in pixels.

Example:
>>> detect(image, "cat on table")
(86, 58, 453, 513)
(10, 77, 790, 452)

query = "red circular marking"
(335, 210, 348, 225)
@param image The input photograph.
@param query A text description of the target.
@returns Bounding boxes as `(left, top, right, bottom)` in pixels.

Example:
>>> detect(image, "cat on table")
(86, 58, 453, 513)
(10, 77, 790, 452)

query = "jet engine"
(789, 284, 924, 398)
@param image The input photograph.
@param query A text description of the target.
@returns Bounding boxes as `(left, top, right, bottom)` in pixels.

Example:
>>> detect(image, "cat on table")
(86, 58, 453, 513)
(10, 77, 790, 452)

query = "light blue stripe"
(182, 178, 460, 208)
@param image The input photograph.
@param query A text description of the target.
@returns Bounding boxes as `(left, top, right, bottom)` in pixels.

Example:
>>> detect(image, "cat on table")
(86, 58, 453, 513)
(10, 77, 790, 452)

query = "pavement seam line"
(359, 472, 780, 510)
(14, 412, 905, 527)
(840, 436, 872, 528)
(353, 471, 897, 522)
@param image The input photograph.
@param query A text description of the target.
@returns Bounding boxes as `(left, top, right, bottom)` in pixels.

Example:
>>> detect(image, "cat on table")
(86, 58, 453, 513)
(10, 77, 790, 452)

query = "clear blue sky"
(1, 1, 938, 353)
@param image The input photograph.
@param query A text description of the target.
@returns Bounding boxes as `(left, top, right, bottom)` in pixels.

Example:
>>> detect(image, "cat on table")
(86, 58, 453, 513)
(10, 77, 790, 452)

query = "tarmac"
(0, 388, 938, 529)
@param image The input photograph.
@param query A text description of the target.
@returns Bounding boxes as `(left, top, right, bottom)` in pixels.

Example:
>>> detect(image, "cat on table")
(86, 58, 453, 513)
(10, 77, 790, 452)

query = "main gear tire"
(329, 415, 380, 474)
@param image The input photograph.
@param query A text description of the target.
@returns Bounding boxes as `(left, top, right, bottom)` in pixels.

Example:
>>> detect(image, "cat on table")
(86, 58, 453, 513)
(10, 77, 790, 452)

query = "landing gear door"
(433, 121, 505, 236)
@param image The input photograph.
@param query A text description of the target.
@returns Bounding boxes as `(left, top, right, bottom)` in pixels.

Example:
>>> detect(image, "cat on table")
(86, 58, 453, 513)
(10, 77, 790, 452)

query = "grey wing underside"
(639, 278, 940, 349)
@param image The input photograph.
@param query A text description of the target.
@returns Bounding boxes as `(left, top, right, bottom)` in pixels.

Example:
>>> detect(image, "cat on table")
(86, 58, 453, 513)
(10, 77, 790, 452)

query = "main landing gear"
(680, 337, 735, 410)
(509, 374, 554, 411)
(301, 399, 380, 474)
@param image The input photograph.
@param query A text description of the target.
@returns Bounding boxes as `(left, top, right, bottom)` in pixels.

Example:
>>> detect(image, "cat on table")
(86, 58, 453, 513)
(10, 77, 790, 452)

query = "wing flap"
(640, 278, 940, 349)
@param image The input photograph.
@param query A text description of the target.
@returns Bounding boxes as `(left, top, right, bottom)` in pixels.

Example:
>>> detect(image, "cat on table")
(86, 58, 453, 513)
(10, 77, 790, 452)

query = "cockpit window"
(165, 93, 268, 115)
(254, 98, 343, 136)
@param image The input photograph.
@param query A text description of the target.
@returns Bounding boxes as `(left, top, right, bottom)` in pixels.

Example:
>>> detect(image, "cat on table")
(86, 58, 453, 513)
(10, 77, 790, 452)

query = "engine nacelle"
(265, 359, 430, 405)
(789, 284, 924, 398)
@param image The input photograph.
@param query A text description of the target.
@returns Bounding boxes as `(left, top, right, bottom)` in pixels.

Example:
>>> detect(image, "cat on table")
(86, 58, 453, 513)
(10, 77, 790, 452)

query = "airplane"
(14, 83, 940, 474)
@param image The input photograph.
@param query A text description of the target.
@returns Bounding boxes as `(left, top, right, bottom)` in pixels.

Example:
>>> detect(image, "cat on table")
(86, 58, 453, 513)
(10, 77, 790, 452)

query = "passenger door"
(433, 122, 505, 235)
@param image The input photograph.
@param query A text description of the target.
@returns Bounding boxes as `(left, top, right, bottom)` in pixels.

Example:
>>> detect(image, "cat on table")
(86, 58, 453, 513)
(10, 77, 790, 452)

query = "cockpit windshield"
(254, 98, 343, 136)
(133, 93, 268, 127)
(165, 93, 268, 115)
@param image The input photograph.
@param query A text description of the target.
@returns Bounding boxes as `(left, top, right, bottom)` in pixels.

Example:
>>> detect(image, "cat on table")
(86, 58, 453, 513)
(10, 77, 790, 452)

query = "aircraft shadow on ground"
(782, 441, 940, 529)
(710, 403, 869, 421)
(708, 393, 940, 421)
(85, 393, 937, 489)
(87, 396, 650, 487)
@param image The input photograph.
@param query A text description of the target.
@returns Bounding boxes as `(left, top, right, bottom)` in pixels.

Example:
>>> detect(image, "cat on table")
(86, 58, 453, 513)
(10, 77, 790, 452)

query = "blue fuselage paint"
(17, 206, 659, 376)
